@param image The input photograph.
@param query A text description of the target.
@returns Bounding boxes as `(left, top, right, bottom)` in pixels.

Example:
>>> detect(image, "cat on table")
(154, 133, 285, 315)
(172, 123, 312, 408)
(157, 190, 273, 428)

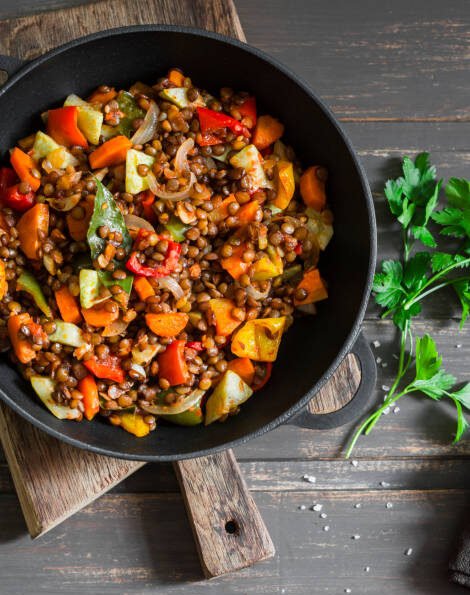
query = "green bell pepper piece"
(16, 271, 52, 318)
(164, 216, 190, 242)
(117, 91, 146, 138)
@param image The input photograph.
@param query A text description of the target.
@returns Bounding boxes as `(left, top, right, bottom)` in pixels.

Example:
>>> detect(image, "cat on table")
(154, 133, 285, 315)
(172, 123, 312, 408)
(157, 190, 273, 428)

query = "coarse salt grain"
(354, 503, 361, 509)
(345, 589, 352, 594)
(386, 502, 393, 509)
(364, 566, 370, 572)
(382, 385, 390, 392)
(302, 474, 316, 484)
(373, 340, 381, 348)
(299, 505, 306, 510)
(380, 481, 390, 488)
(352, 534, 361, 540)
(351, 460, 359, 467)
(405, 548, 413, 556)
(320, 513, 327, 519)
(383, 406, 391, 415)
(312, 503, 323, 512)
(376, 357, 382, 364)
(456, 344, 462, 349)
(382, 362, 388, 368)
(393, 407, 400, 414)
(323, 525, 330, 532)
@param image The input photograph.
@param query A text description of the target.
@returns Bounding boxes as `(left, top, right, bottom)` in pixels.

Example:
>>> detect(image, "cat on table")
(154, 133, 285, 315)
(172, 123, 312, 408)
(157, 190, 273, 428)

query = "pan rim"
(0, 24, 377, 461)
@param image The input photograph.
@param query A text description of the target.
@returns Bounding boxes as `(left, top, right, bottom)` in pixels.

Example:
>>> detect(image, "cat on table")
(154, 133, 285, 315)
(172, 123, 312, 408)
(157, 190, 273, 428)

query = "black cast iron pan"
(0, 25, 377, 461)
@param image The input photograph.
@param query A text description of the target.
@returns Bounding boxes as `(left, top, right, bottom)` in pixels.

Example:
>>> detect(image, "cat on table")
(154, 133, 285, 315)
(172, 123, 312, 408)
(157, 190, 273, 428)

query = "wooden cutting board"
(0, 0, 361, 579)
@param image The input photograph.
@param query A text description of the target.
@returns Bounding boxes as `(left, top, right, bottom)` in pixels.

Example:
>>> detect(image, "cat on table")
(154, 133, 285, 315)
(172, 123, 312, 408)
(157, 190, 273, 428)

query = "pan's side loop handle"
(0, 55, 27, 82)
(289, 331, 377, 430)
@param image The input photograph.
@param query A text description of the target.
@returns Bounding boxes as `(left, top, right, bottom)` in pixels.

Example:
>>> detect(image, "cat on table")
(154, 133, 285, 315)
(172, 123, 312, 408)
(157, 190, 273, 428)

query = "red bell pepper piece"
(84, 355, 125, 383)
(2, 184, 35, 212)
(197, 132, 225, 147)
(0, 167, 18, 198)
(139, 190, 157, 224)
(47, 106, 88, 148)
(126, 229, 181, 278)
(157, 340, 189, 386)
(252, 362, 273, 392)
(294, 243, 302, 255)
(238, 96, 257, 127)
(197, 107, 250, 138)
(186, 341, 203, 351)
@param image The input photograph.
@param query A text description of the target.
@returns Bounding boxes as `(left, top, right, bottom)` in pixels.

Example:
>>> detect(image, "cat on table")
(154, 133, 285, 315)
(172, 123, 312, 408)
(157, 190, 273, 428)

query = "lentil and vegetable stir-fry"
(0, 68, 333, 437)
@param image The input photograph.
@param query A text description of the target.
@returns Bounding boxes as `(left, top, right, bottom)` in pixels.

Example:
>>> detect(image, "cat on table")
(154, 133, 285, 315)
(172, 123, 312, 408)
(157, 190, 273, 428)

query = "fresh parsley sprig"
(345, 155, 470, 457)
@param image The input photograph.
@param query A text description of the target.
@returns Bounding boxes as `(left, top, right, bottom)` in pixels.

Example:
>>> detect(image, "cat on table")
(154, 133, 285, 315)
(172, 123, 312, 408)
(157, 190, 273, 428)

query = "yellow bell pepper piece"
(205, 370, 253, 425)
(231, 317, 286, 362)
(120, 412, 151, 437)
(251, 246, 283, 281)
(272, 161, 295, 210)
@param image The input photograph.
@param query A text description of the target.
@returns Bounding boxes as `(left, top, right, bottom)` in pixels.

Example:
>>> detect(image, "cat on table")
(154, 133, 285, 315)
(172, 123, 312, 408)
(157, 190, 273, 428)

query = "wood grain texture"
(308, 353, 361, 414)
(0, 2, 276, 575)
(0, 0, 245, 62)
(236, 0, 470, 121)
(0, 0, 358, 552)
(0, 403, 144, 537)
(0, 490, 468, 594)
(174, 451, 275, 577)
(0, 0, 468, 593)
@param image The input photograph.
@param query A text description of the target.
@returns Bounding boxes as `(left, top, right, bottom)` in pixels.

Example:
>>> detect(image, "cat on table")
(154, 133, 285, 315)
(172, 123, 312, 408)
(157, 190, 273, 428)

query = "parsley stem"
(404, 274, 470, 310)
(404, 257, 470, 306)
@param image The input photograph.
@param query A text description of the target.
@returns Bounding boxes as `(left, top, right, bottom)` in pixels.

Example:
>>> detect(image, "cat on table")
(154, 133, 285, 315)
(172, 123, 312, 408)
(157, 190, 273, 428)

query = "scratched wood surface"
(0, 0, 469, 593)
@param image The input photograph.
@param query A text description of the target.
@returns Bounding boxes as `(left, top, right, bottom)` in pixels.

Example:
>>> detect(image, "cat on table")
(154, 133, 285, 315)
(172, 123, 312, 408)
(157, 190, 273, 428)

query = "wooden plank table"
(0, 0, 469, 593)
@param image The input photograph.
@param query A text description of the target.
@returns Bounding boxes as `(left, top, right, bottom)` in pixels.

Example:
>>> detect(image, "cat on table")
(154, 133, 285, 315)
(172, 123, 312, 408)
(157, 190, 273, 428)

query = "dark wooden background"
(0, 0, 469, 593)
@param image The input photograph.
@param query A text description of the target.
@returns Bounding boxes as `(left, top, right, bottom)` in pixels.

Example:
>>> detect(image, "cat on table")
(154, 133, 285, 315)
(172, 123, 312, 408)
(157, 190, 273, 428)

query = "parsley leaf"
(384, 153, 441, 249)
(411, 335, 455, 398)
(431, 252, 469, 273)
(453, 279, 470, 328)
(432, 178, 470, 238)
(372, 260, 404, 309)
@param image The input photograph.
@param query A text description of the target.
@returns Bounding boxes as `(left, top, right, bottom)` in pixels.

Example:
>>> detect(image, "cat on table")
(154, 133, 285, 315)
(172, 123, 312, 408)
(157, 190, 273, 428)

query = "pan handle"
(0, 55, 27, 80)
(288, 331, 377, 430)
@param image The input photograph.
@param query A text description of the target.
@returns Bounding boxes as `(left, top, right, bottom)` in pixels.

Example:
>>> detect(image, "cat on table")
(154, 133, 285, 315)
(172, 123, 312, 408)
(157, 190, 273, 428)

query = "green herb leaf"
(372, 260, 404, 309)
(384, 154, 441, 249)
(403, 252, 430, 291)
(432, 178, 470, 238)
(116, 91, 146, 138)
(452, 279, 470, 328)
(451, 398, 468, 443)
(431, 252, 469, 273)
(414, 334, 443, 381)
(87, 179, 132, 265)
(451, 383, 470, 410)
(97, 271, 134, 295)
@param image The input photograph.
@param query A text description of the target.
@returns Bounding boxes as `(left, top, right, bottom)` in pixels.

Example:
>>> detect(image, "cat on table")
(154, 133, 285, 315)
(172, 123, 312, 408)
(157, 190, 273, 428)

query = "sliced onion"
(124, 214, 155, 232)
(141, 389, 205, 416)
(130, 362, 146, 380)
(147, 170, 196, 201)
(42, 159, 62, 175)
(102, 319, 129, 337)
(176, 200, 197, 224)
(297, 303, 317, 315)
(174, 138, 194, 174)
(130, 100, 159, 145)
(158, 276, 184, 300)
(45, 193, 82, 212)
(246, 283, 271, 301)
(94, 167, 109, 181)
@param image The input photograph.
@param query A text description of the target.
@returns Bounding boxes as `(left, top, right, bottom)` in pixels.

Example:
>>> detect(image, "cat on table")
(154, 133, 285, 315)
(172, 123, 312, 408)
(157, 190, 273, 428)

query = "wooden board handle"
(174, 450, 275, 577)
